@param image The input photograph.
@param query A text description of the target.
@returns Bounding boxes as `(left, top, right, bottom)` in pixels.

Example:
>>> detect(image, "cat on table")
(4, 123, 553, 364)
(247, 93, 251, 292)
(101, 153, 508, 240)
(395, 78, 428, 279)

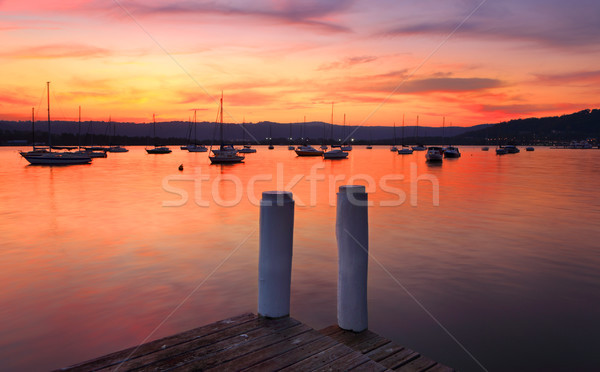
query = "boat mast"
(393, 121, 396, 146)
(220, 92, 224, 146)
(193, 109, 197, 145)
(343, 113, 346, 144)
(416, 115, 419, 143)
(31, 107, 35, 149)
(442, 116, 445, 146)
(401, 114, 405, 146)
(47, 82, 51, 151)
(153, 113, 156, 147)
(302, 115, 306, 143)
(78, 106, 81, 149)
(331, 102, 334, 144)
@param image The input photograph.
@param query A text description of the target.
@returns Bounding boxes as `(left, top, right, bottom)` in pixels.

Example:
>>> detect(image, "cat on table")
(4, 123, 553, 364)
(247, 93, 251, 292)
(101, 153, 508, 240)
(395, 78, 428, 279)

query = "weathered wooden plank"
(278, 343, 357, 371)
(312, 351, 373, 372)
(325, 328, 381, 350)
(394, 355, 437, 371)
(378, 348, 420, 369)
(98, 315, 298, 371)
(243, 334, 340, 370)
(319, 325, 343, 337)
(366, 343, 405, 362)
(348, 359, 389, 372)
(60, 312, 256, 372)
(426, 363, 455, 372)
(346, 333, 390, 354)
(182, 323, 318, 371)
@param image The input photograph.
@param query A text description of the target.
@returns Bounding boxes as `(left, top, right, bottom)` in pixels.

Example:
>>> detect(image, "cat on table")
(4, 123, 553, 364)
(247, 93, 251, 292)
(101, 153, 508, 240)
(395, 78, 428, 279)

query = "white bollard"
(336, 185, 369, 332)
(258, 191, 295, 318)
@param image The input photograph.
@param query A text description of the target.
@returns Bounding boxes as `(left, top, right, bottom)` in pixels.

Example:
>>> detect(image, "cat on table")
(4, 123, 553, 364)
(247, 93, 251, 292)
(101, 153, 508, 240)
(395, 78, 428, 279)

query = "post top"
(338, 185, 366, 194)
(262, 191, 294, 203)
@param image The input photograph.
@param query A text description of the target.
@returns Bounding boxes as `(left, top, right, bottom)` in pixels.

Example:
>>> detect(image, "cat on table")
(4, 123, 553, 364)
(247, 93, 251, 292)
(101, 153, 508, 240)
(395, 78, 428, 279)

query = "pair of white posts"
(258, 186, 368, 332)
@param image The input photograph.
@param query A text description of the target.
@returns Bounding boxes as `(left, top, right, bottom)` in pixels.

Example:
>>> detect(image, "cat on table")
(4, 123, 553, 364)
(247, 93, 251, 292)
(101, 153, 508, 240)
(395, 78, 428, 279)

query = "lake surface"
(1, 146, 599, 371)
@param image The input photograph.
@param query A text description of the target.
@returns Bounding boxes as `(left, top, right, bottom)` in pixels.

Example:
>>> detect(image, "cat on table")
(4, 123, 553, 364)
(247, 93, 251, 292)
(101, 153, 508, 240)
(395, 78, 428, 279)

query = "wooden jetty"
(60, 313, 452, 371)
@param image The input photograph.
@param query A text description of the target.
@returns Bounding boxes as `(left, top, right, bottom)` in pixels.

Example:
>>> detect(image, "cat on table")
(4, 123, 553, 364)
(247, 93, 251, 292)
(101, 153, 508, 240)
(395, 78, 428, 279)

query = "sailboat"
(209, 93, 244, 164)
(146, 114, 172, 154)
(74, 109, 107, 157)
(324, 107, 348, 159)
(366, 127, 373, 149)
(107, 115, 128, 152)
(321, 104, 332, 151)
(268, 122, 274, 149)
(398, 115, 413, 154)
(340, 114, 352, 151)
(20, 83, 92, 165)
(238, 119, 256, 153)
(390, 121, 398, 151)
(412, 115, 426, 151)
(443, 119, 461, 158)
(187, 110, 208, 152)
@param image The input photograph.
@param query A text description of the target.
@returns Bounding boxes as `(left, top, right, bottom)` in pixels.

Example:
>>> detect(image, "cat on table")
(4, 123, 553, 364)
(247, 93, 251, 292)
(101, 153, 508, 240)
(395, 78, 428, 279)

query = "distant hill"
(458, 109, 600, 145)
(0, 119, 483, 146)
(1, 109, 598, 146)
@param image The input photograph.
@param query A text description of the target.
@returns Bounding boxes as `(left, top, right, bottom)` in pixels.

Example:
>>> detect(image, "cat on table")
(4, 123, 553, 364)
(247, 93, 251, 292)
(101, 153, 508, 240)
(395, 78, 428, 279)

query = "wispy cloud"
(382, 0, 600, 50)
(3, 44, 111, 59)
(111, 0, 353, 33)
(533, 70, 600, 85)
(317, 55, 378, 71)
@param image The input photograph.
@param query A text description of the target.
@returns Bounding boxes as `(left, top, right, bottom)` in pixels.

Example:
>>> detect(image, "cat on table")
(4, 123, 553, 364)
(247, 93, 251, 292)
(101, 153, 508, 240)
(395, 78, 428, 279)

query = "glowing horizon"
(2, 0, 599, 127)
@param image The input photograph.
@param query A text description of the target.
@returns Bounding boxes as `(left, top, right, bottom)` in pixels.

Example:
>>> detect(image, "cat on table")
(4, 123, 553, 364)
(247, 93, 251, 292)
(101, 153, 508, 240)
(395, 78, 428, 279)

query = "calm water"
(1, 146, 599, 371)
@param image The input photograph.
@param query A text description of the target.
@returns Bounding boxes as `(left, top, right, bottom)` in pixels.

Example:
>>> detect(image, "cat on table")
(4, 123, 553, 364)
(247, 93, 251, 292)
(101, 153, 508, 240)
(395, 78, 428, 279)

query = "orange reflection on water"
(1, 146, 599, 371)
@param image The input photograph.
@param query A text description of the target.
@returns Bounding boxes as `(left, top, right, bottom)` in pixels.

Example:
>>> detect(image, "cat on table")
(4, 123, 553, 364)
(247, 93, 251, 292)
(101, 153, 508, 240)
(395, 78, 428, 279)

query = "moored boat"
(209, 94, 244, 164)
(504, 145, 520, 153)
(20, 82, 92, 166)
(146, 114, 171, 154)
(295, 145, 323, 156)
(443, 146, 461, 158)
(323, 149, 348, 159)
(425, 146, 443, 161)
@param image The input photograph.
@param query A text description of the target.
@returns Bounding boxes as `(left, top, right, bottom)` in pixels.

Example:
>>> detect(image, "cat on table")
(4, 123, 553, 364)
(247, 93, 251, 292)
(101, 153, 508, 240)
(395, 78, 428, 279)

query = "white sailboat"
(238, 121, 257, 153)
(324, 105, 348, 159)
(146, 114, 172, 154)
(390, 121, 398, 151)
(107, 115, 129, 152)
(20, 82, 92, 165)
(340, 114, 352, 151)
(209, 93, 244, 164)
(398, 115, 413, 154)
(187, 110, 208, 152)
(412, 115, 426, 151)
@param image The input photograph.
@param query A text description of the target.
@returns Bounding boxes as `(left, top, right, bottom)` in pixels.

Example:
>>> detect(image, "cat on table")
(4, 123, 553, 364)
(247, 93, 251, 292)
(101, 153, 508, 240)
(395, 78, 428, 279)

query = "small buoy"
(178, 164, 184, 171)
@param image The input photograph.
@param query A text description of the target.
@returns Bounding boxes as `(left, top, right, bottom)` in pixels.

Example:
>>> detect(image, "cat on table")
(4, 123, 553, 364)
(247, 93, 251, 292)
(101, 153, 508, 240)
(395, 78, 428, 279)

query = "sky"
(1, 0, 600, 126)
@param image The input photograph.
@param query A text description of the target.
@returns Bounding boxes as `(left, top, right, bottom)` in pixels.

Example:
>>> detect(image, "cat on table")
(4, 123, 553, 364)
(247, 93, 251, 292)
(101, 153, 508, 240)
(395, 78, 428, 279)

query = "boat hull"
(188, 147, 208, 152)
(147, 147, 172, 154)
(209, 155, 244, 164)
(398, 148, 413, 154)
(323, 150, 348, 159)
(295, 150, 323, 156)
(107, 147, 129, 153)
(21, 152, 92, 165)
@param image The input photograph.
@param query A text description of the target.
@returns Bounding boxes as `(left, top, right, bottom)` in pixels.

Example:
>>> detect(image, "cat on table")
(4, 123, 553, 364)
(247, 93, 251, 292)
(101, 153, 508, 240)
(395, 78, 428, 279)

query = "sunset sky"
(2, 0, 600, 126)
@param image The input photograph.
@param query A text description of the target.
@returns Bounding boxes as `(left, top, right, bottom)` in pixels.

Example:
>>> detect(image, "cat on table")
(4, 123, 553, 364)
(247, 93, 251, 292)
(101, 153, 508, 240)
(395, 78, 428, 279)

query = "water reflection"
(0, 146, 599, 371)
